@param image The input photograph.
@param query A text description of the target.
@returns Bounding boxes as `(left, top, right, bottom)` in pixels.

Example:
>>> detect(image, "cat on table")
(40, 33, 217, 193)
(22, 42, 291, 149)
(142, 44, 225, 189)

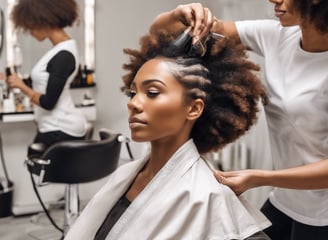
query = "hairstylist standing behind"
(149, 1, 328, 239)
(6, 0, 87, 152)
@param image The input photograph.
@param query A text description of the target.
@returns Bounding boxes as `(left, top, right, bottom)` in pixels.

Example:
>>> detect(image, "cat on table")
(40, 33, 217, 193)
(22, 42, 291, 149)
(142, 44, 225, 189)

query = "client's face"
(127, 58, 191, 143)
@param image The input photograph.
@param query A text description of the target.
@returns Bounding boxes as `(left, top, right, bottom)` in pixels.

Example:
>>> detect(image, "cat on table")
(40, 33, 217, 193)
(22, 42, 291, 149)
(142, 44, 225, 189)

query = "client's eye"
(126, 89, 136, 98)
(147, 90, 160, 98)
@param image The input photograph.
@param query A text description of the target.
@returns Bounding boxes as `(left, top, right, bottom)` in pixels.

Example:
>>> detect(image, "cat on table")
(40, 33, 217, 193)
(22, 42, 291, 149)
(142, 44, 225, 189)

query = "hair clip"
(210, 32, 225, 40)
(167, 28, 226, 58)
(189, 40, 207, 57)
(189, 32, 225, 57)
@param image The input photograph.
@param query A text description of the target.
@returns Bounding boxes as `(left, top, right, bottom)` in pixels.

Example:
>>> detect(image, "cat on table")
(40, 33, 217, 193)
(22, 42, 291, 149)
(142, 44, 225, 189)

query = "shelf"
(70, 82, 96, 89)
(0, 111, 34, 123)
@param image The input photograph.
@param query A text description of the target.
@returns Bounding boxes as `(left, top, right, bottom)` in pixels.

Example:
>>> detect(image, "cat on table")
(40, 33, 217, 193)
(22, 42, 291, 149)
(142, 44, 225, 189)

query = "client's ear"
(186, 99, 204, 121)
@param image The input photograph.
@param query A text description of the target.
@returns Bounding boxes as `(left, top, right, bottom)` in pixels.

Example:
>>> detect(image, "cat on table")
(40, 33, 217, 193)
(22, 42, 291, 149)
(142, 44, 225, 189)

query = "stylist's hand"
(214, 169, 262, 196)
(172, 3, 215, 43)
(0, 72, 5, 80)
(6, 72, 25, 89)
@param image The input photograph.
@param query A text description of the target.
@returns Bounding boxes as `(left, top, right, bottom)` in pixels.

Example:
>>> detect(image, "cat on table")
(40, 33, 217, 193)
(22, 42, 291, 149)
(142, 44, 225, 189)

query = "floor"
(0, 209, 65, 240)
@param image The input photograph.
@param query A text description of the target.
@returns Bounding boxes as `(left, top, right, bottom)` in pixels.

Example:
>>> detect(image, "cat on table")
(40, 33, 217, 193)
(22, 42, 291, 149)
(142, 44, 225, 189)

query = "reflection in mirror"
(84, 0, 95, 70)
(5, 0, 16, 68)
(5, 0, 95, 87)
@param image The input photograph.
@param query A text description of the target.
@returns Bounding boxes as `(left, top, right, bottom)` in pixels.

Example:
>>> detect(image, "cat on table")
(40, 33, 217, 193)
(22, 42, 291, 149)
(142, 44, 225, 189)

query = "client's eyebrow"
(131, 79, 167, 88)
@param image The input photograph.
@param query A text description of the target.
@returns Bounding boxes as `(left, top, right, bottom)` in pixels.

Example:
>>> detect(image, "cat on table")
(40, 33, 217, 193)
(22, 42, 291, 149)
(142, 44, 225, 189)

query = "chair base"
(63, 184, 79, 235)
(27, 184, 80, 238)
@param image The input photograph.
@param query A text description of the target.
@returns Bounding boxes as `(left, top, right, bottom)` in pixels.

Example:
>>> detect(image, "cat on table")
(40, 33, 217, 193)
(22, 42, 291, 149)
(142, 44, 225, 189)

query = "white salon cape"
(65, 140, 270, 240)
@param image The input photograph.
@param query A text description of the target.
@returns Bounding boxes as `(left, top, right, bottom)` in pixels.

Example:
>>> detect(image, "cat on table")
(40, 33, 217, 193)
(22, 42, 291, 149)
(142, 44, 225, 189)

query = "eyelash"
(126, 89, 136, 98)
(147, 90, 159, 98)
(126, 89, 160, 99)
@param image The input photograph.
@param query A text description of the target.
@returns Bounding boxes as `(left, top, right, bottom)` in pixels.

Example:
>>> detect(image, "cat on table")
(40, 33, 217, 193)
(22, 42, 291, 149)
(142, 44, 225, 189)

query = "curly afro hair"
(122, 31, 267, 154)
(11, 0, 79, 31)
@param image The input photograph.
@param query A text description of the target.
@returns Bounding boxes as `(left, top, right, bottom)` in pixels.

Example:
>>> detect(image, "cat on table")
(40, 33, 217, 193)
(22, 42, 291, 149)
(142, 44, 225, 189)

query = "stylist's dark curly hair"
(11, 0, 79, 31)
(293, 0, 328, 33)
(122, 31, 267, 154)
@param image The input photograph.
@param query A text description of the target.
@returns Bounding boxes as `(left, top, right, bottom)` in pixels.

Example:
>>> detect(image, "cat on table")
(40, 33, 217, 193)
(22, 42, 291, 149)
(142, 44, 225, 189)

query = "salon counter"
(0, 110, 34, 122)
(0, 104, 96, 123)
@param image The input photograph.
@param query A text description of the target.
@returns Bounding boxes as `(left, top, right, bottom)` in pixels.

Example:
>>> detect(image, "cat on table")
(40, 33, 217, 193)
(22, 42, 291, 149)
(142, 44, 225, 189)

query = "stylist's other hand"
(6, 72, 25, 89)
(173, 3, 215, 43)
(214, 169, 259, 196)
(0, 72, 5, 80)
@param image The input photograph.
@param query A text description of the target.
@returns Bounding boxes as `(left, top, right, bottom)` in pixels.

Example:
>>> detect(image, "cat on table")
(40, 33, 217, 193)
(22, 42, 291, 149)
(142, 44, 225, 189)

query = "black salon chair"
(25, 128, 123, 236)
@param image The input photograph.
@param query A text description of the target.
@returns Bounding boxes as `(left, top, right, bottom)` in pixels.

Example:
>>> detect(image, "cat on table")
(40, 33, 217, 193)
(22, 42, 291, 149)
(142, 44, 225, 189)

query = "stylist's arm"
(6, 72, 40, 105)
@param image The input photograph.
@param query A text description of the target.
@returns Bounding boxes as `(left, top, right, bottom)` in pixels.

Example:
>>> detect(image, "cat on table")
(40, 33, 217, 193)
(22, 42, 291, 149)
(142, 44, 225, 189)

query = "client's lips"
(128, 117, 147, 128)
(274, 8, 286, 17)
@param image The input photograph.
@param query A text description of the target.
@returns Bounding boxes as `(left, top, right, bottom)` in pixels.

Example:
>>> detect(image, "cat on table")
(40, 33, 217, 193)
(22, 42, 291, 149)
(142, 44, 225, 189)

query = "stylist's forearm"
(20, 84, 40, 105)
(263, 159, 328, 189)
(150, 11, 185, 34)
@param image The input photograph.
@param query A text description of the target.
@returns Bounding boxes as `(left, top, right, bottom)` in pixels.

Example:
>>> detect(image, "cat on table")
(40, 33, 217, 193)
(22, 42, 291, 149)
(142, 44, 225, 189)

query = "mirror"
(0, 8, 3, 57)
(4, 0, 95, 83)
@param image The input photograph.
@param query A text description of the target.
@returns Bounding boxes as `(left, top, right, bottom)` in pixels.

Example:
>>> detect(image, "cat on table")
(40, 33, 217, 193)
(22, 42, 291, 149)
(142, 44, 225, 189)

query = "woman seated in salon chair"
(65, 27, 271, 239)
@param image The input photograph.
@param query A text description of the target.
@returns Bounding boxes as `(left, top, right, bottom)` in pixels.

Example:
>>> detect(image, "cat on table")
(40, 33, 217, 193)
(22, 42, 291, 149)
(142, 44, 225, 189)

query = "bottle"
(4, 67, 12, 99)
(13, 44, 23, 69)
(86, 70, 93, 86)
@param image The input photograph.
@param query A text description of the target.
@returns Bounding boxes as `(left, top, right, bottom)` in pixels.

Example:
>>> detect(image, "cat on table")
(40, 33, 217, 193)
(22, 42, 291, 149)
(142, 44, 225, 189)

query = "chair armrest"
(24, 156, 51, 186)
(28, 142, 48, 158)
(25, 157, 51, 167)
(25, 144, 51, 175)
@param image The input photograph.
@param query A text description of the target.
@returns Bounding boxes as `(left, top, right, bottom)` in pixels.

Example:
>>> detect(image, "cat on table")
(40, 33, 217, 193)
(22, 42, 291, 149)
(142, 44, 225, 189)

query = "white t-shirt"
(236, 19, 328, 226)
(31, 39, 87, 137)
